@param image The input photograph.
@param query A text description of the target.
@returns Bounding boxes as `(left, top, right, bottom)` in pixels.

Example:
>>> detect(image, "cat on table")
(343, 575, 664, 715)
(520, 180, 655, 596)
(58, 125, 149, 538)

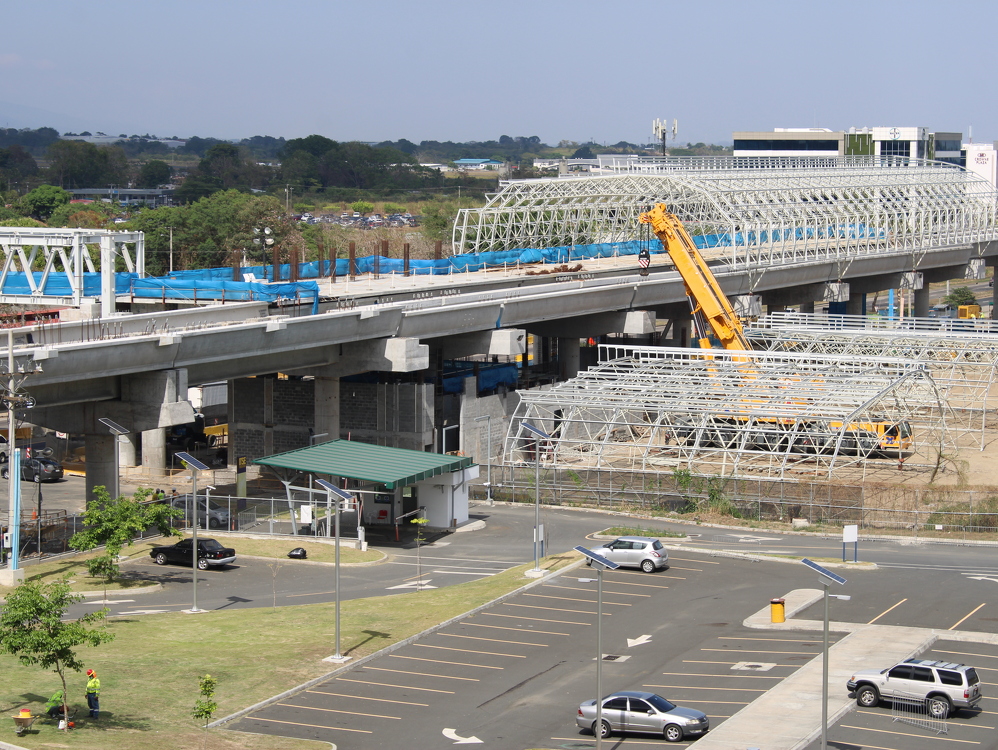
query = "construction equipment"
(637, 203, 912, 456)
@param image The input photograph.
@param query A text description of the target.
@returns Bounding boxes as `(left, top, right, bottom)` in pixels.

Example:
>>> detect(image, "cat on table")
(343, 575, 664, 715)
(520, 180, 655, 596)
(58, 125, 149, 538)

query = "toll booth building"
(255, 440, 478, 535)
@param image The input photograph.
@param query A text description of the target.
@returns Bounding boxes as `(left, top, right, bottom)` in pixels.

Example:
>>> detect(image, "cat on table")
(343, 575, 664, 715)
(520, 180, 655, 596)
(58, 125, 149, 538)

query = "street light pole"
(801, 558, 848, 750)
(575, 546, 619, 750)
(521, 422, 550, 574)
(473, 415, 492, 504)
(176, 452, 209, 614)
(317, 479, 352, 663)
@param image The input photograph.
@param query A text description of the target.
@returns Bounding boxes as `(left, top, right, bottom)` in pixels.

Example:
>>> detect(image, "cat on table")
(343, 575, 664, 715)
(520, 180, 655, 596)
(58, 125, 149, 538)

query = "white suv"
(847, 658, 982, 718)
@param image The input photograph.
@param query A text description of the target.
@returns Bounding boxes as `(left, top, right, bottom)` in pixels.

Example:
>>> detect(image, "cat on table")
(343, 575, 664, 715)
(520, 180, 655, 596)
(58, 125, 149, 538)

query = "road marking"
(83, 599, 135, 604)
(389, 655, 503, 670)
(660, 672, 780, 679)
(466, 622, 570, 636)
(644, 684, 768, 692)
(965, 576, 998, 583)
(432, 570, 495, 576)
(438, 633, 547, 647)
(443, 728, 482, 744)
(548, 584, 651, 597)
(114, 610, 169, 616)
(684, 659, 799, 668)
(627, 635, 652, 647)
(718, 637, 824, 643)
(949, 603, 986, 630)
(285, 590, 339, 598)
(481, 612, 591, 626)
(864, 597, 909, 624)
(334, 678, 455, 694)
(414, 644, 526, 658)
(603, 580, 671, 590)
(276, 702, 400, 719)
(387, 580, 437, 590)
(839, 724, 980, 743)
(934, 649, 998, 661)
(856, 709, 996, 730)
(305, 690, 428, 706)
(669, 556, 720, 564)
(246, 716, 371, 733)
(701, 648, 819, 655)
(364, 666, 479, 681)
(523, 593, 631, 606)
(504, 603, 609, 616)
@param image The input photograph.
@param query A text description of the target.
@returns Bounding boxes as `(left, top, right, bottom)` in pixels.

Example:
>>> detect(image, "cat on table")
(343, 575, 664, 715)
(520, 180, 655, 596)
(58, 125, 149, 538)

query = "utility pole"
(167, 226, 174, 274)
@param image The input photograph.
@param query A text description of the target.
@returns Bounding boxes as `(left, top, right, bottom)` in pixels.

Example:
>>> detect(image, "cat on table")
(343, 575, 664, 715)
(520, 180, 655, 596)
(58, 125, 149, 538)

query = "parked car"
(587, 536, 669, 572)
(150, 538, 236, 570)
(847, 658, 982, 718)
(169, 496, 230, 529)
(577, 691, 708, 742)
(0, 457, 64, 483)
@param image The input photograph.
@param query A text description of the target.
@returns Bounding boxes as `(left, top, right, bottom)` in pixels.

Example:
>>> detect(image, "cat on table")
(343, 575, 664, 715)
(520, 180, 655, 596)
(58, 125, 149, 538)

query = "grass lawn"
(601, 525, 687, 539)
(0, 535, 384, 599)
(0, 551, 579, 750)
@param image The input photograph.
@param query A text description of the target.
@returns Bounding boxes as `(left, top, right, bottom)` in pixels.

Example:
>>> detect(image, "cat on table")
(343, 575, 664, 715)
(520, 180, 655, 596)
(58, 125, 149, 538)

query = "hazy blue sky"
(2, 0, 995, 147)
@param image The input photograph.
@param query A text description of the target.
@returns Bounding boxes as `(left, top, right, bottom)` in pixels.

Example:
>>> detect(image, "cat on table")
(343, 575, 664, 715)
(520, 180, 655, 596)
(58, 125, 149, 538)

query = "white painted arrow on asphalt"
(965, 576, 998, 583)
(116, 610, 169, 616)
(443, 728, 482, 744)
(387, 580, 437, 590)
(627, 634, 653, 647)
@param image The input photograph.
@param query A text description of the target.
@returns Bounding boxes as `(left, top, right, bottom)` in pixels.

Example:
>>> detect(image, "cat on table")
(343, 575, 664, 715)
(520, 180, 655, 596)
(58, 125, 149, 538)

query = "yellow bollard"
(770, 598, 786, 623)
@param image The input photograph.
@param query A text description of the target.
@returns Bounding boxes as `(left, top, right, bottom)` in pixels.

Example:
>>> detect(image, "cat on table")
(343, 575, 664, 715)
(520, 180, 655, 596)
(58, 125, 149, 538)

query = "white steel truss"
(504, 344, 954, 482)
(455, 158, 998, 271)
(0, 227, 145, 315)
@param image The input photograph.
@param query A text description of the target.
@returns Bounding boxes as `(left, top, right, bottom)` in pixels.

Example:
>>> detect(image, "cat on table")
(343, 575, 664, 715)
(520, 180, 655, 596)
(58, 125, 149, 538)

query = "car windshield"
(646, 694, 676, 713)
(200, 539, 225, 550)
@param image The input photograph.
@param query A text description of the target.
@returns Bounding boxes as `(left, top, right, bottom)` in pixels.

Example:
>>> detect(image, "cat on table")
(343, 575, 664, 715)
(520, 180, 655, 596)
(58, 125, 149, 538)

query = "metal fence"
(889, 690, 948, 735)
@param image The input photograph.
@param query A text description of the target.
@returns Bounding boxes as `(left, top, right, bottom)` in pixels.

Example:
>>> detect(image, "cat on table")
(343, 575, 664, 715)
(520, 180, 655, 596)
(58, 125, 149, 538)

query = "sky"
(1, 0, 996, 148)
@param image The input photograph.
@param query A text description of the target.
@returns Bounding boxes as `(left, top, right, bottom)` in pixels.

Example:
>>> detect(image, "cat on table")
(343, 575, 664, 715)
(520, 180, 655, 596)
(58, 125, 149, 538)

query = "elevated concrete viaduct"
(10, 236, 997, 499)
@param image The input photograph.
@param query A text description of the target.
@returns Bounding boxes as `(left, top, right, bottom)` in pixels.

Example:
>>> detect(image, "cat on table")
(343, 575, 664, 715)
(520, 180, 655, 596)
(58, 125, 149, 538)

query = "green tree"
(421, 201, 456, 241)
(45, 140, 128, 189)
(192, 673, 219, 749)
(0, 578, 114, 729)
(944, 286, 978, 307)
(351, 200, 375, 216)
(18, 184, 71, 220)
(136, 159, 172, 189)
(69, 486, 181, 589)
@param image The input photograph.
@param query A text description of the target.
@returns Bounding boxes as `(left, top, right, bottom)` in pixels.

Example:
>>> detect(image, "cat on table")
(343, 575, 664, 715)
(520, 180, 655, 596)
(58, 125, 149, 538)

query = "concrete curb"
(236, 552, 387, 568)
(209, 557, 587, 730)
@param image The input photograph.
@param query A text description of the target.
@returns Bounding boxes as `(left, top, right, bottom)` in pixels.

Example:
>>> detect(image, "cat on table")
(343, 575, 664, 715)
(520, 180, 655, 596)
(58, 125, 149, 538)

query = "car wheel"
(856, 685, 879, 708)
(155, 553, 168, 565)
(663, 723, 684, 742)
(197, 557, 209, 570)
(926, 696, 951, 719)
(641, 559, 656, 573)
(208, 518, 220, 529)
(0, 467, 7, 479)
(32, 473, 41, 483)
(591, 719, 611, 738)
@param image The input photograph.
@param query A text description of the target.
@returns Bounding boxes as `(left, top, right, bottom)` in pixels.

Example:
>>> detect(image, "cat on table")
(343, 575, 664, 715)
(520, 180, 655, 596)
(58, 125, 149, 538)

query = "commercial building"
(733, 127, 965, 166)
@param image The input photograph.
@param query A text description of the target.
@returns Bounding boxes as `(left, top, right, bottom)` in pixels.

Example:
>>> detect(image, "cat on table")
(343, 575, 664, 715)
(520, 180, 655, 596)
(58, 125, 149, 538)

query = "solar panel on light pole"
(316, 479, 353, 662)
(176, 452, 210, 614)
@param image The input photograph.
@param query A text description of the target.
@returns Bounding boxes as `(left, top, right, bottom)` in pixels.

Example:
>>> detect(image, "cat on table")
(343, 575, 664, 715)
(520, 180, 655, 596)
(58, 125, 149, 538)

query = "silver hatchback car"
(587, 536, 669, 572)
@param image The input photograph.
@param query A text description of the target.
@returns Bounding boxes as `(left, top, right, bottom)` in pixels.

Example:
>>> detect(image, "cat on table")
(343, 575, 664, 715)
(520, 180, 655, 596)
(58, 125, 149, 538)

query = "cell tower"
(652, 118, 678, 155)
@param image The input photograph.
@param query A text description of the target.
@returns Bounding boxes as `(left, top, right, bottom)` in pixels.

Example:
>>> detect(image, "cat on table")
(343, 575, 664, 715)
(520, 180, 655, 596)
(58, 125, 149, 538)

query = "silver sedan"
(577, 690, 709, 742)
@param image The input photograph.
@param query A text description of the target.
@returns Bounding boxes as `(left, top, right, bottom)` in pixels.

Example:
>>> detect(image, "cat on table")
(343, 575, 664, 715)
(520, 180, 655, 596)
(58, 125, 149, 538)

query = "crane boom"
(639, 203, 751, 351)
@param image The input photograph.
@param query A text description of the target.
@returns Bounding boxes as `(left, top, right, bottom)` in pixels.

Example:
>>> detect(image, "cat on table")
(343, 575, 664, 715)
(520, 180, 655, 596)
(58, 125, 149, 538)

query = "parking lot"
(229, 550, 839, 748)
(805, 640, 998, 750)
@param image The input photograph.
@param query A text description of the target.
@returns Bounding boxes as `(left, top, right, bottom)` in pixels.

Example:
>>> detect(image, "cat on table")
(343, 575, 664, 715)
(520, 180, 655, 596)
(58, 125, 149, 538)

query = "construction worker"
(45, 689, 65, 719)
(85, 669, 100, 720)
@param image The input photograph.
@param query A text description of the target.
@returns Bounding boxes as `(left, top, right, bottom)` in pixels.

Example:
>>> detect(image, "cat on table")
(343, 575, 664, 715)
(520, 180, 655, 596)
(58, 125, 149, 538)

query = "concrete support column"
(671, 316, 692, 347)
(913, 286, 931, 318)
(142, 428, 167, 471)
(800, 300, 815, 314)
(558, 337, 581, 381)
(85, 433, 117, 503)
(846, 292, 866, 316)
(315, 376, 341, 442)
(118, 432, 137, 469)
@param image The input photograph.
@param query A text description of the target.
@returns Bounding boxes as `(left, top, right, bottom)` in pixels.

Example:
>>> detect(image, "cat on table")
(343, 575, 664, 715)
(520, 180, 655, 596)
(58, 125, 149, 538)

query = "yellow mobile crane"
(637, 202, 912, 455)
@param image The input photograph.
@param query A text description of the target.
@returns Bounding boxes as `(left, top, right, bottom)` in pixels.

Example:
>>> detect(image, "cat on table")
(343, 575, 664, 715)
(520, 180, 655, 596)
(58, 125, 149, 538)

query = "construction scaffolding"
(747, 321, 998, 448)
(454, 158, 998, 268)
(504, 345, 954, 482)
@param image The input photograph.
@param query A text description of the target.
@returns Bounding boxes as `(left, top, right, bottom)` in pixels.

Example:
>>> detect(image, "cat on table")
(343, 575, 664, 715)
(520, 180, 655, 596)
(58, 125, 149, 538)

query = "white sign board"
(843, 524, 858, 543)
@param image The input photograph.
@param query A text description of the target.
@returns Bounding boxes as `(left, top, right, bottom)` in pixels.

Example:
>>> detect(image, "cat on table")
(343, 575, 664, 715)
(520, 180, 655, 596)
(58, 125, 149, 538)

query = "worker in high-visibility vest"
(85, 669, 100, 720)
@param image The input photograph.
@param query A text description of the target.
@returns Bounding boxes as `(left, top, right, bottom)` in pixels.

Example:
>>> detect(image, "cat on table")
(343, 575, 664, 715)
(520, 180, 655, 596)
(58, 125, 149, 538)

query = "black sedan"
(1, 457, 64, 483)
(150, 538, 236, 570)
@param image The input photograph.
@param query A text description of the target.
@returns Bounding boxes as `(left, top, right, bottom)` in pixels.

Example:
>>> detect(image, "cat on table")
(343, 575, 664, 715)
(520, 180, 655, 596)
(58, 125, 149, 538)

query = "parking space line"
(306, 690, 429, 706)
(549, 737, 690, 746)
(668, 556, 719, 565)
(949, 603, 986, 630)
(700, 648, 819, 655)
(431, 570, 496, 576)
(855, 709, 995, 730)
(465, 623, 570, 636)
(839, 724, 981, 743)
(364, 666, 480, 681)
(248, 717, 372, 733)
(437, 633, 548, 647)
(285, 590, 339, 598)
(504, 603, 608, 616)
(660, 672, 781, 680)
(276, 702, 401, 719)
(334, 677, 455, 693)
(717, 636, 824, 643)
(523, 593, 632, 606)
(603, 580, 671, 590)
(867, 597, 908, 624)
(481, 612, 591, 626)
(414, 644, 527, 658)
(934, 649, 998, 661)
(644, 684, 768, 692)
(389, 655, 503, 670)
(546, 583, 651, 598)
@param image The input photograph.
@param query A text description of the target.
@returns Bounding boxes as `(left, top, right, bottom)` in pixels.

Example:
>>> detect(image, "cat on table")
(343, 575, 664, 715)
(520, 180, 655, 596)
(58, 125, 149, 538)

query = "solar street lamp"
(521, 422, 550, 574)
(176, 451, 209, 614)
(316, 479, 353, 662)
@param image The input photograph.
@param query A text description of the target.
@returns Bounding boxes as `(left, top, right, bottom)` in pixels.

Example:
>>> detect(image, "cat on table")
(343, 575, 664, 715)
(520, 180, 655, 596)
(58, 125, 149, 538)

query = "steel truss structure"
(0, 227, 145, 316)
(747, 319, 998, 448)
(504, 345, 954, 482)
(454, 158, 998, 270)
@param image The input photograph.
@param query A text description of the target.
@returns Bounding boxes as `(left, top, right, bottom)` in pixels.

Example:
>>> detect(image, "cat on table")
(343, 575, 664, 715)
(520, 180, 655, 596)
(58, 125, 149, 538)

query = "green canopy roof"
(254, 439, 476, 490)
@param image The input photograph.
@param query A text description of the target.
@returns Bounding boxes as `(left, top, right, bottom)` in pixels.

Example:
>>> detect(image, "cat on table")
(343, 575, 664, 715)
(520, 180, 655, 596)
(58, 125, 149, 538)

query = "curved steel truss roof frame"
(454, 158, 998, 271)
(746, 325, 998, 446)
(504, 345, 953, 482)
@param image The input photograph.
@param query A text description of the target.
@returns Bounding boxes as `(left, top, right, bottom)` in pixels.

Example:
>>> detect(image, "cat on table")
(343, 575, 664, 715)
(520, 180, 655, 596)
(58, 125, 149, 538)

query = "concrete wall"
(340, 382, 434, 451)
